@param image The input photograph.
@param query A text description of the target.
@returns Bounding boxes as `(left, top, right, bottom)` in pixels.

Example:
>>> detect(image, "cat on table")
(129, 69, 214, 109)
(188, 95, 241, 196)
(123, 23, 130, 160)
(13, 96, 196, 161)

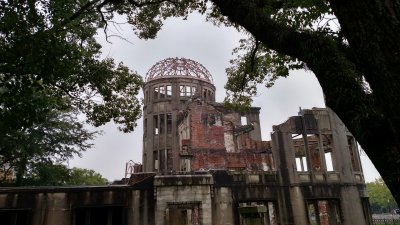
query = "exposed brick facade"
(178, 100, 274, 172)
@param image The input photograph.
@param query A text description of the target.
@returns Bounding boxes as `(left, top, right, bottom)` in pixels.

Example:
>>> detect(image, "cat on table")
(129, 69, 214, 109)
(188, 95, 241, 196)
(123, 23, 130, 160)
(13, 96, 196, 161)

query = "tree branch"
(62, 0, 102, 26)
(212, 0, 371, 119)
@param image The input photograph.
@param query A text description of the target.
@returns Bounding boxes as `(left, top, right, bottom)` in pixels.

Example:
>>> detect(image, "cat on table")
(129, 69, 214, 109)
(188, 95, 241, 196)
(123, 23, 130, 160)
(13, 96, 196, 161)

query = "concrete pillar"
(340, 186, 368, 225)
(289, 187, 308, 225)
(44, 193, 70, 225)
(212, 187, 234, 225)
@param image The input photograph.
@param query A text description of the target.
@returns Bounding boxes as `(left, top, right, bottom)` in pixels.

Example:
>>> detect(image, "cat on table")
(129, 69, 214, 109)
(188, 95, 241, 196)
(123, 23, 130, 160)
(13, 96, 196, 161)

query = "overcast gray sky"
(69, 13, 380, 182)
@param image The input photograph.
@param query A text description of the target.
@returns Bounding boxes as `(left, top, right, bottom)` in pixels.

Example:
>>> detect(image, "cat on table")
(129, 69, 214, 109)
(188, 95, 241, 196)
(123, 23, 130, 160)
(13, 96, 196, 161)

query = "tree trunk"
(212, 0, 400, 206)
(327, 0, 400, 205)
(15, 157, 27, 186)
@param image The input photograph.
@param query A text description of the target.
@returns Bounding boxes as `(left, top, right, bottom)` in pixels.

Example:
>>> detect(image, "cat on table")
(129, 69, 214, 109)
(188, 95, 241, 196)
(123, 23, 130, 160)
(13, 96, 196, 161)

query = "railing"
(373, 218, 400, 225)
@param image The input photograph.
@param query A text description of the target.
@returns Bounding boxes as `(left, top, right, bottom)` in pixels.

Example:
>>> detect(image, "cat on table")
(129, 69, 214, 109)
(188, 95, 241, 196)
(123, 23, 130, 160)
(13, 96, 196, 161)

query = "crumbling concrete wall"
(190, 149, 274, 171)
(271, 108, 370, 225)
(154, 174, 213, 225)
(178, 100, 275, 172)
(0, 186, 153, 225)
(0, 108, 372, 225)
(142, 76, 217, 172)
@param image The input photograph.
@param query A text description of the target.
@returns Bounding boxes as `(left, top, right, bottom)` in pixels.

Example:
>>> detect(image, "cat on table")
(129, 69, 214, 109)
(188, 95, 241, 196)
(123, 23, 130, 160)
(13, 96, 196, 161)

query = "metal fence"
(373, 218, 400, 225)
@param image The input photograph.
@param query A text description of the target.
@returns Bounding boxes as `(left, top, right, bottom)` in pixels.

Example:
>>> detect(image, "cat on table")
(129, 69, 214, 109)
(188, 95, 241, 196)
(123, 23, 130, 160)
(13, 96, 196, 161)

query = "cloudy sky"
(69, 12, 380, 182)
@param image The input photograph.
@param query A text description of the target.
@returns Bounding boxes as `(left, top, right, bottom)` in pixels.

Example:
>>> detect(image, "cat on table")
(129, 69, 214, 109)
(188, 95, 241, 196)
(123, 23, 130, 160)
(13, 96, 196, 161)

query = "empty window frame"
(159, 149, 166, 171)
(154, 150, 159, 171)
(191, 86, 197, 96)
(180, 85, 196, 97)
(153, 85, 171, 99)
(159, 114, 165, 134)
(238, 201, 279, 225)
(159, 86, 166, 98)
(307, 200, 342, 225)
(154, 115, 159, 135)
(296, 157, 308, 172)
(167, 114, 172, 134)
(180, 158, 191, 172)
(293, 134, 308, 172)
(241, 116, 248, 125)
(347, 136, 361, 172)
(167, 149, 173, 170)
(307, 134, 323, 172)
(322, 135, 335, 171)
(180, 85, 186, 97)
(185, 86, 191, 96)
(154, 86, 159, 99)
(324, 152, 334, 172)
(166, 85, 172, 97)
(166, 202, 201, 225)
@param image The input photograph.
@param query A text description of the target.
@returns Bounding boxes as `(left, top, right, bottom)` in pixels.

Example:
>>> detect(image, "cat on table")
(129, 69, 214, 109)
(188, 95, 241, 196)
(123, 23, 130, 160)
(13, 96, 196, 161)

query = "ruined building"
(0, 58, 372, 225)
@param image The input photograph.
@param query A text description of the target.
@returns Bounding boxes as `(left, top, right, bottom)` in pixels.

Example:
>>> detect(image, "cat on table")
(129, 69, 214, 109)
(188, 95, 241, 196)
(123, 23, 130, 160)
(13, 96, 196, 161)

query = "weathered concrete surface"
(154, 174, 213, 225)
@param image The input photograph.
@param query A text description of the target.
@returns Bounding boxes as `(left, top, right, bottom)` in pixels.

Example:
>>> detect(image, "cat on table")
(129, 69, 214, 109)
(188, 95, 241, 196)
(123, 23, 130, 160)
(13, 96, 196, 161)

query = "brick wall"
(190, 149, 274, 171)
(181, 101, 275, 172)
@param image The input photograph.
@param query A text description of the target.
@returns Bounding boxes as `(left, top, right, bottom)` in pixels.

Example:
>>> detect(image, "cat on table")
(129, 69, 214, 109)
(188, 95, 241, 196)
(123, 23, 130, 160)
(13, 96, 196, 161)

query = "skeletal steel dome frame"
(145, 57, 214, 84)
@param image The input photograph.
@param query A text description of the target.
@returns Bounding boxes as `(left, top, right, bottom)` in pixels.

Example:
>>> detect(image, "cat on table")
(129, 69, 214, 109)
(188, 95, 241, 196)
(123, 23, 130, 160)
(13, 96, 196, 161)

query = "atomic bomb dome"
(0, 54, 372, 225)
(145, 57, 214, 84)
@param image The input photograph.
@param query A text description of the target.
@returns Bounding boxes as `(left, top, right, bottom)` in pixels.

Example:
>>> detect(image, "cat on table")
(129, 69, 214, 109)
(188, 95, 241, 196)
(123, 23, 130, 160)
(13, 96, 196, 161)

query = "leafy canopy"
(20, 164, 108, 186)
(0, 109, 98, 185)
(0, 0, 143, 133)
(0, 1, 144, 185)
(366, 178, 399, 213)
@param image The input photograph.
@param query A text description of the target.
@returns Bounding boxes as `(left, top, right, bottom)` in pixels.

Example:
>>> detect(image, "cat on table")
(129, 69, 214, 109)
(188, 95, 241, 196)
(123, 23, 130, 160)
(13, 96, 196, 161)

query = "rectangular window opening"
(159, 114, 165, 134)
(167, 114, 172, 134)
(166, 85, 172, 97)
(159, 86, 166, 98)
(191, 86, 197, 96)
(154, 87, 159, 99)
(308, 203, 318, 225)
(241, 116, 247, 125)
(295, 156, 308, 172)
(154, 150, 159, 171)
(154, 115, 159, 135)
(293, 134, 308, 172)
(308, 134, 322, 172)
(167, 149, 173, 170)
(180, 85, 186, 97)
(159, 149, 166, 171)
(322, 134, 335, 171)
(348, 136, 361, 172)
(185, 86, 191, 96)
(307, 200, 342, 225)
(324, 152, 334, 172)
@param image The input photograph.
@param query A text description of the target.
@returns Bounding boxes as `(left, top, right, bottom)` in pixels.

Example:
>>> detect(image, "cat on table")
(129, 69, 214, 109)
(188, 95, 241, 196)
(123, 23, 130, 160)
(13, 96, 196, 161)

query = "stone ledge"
(154, 174, 213, 186)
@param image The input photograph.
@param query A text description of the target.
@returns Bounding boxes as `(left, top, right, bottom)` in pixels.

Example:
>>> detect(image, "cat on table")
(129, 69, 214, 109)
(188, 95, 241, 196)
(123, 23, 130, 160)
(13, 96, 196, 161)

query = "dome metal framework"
(145, 58, 214, 83)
